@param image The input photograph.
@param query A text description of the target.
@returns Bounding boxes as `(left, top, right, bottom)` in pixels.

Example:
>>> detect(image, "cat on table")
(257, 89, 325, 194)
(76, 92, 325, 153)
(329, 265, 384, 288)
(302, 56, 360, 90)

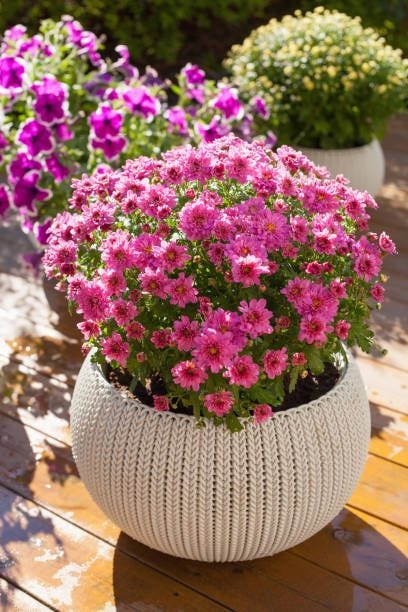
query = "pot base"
(70, 352, 370, 562)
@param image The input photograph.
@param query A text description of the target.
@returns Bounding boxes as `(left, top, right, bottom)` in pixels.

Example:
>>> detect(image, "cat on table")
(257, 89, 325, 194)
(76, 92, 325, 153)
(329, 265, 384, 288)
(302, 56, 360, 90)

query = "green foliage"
(0, 0, 270, 71)
(226, 8, 408, 148)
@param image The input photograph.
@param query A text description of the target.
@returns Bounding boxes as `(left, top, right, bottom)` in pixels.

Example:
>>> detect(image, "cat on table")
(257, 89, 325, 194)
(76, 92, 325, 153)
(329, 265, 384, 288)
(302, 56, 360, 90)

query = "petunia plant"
(0, 17, 271, 250)
(44, 136, 396, 431)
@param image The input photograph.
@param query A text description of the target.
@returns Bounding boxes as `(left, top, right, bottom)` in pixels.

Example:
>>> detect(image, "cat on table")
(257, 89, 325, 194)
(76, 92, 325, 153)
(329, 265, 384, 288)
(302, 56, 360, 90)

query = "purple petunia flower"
(45, 154, 70, 182)
(17, 120, 53, 157)
(91, 134, 127, 160)
(8, 152, 42, 183)
(34, 218, 52, 245)
(89, 104, 123, 138)
(34, 93, 66, 124)
(182, 63, 205, 85)
(0, 132, 7, 150)
(4, 25, 27, 41)
(213, 86, 243, 120)
(32, 76, 67, 101)
(13, 171, 50, 212)
(122, 87, 160, 119)
(166, 107, 188, 135)
(251, 95, 270, 120)
(0, 56, 25, 89)
(0, 184, 10, 216)
(55, 123, 74, 142)
(196, 117, 229, 142)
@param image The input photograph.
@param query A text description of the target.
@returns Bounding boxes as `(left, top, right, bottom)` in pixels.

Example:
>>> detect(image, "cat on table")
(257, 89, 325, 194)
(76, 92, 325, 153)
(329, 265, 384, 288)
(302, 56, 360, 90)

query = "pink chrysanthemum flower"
(263, 348, 288, 379)
(298, 316, 330, 345)
(167, 273, 198, 307)
(239, 299, 273, 339)
(172, 316, 199, 351)
(151, 328, 172, 349)
(76, 281, 109, 322)
(153, 395, 170, 412)
(110, 298, 137, 326)
(77, 320, 99, 340)
(231, 254, 269, 287)
(254, 404, 274, 424)
(335, 320, 351, 340)
(204, 391, 234, 417)
(224, 355, 259, 388)
(101, 332, 129, 367)
(140, 268, 168, 299)
(193, 328, 235, 373)
(171, 360, 207, 391)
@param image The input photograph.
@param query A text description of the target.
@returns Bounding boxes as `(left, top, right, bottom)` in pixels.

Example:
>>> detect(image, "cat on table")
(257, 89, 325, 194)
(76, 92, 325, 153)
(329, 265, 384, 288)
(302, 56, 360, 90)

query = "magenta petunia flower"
(18, 120, 53, 157)
(101, 332, 129, 367)
(166, 107, 188, 135)
(204, 391, 234, 417)
(0, 56, 25, 89)
(0, 185, 10, 216)
(213, 87, 243, 120)
(251, 95, 270, 120)
(89, 104, 123, 139)
(45, 154, 70, 183)
(12, 171, 50, 212)
(171, 360, 207, 391)
(34, 91, 66, 124)
(91, 134, 127, 160)
(182, 63, 205, 85)
(196, 117, 229, 143)
(263, 348, 288, 379)
(122, 86, 160, 119)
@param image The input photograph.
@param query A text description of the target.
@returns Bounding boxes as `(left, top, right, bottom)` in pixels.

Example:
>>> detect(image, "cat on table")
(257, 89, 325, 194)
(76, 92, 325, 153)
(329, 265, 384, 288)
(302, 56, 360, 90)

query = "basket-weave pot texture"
(70, 352, 370, 562)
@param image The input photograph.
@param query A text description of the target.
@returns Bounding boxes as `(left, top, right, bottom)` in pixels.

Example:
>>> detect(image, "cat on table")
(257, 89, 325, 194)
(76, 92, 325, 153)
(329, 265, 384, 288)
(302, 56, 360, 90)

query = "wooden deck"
(0, 116, 407, 612)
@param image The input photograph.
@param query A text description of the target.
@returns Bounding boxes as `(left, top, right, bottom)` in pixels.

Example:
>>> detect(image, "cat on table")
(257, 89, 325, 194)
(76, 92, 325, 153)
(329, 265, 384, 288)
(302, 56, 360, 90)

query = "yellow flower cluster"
(225, 8, 408, 149)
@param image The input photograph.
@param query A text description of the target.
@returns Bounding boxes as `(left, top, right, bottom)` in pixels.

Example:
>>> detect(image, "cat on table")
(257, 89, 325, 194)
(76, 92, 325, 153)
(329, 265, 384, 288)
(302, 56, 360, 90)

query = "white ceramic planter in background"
(299, 139, 385, 195)
(70, 351, 370, 562)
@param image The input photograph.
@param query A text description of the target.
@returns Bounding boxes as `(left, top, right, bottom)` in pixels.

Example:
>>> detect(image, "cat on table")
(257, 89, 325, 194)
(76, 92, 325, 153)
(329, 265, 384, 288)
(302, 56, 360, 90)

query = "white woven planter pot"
(299, 139, 385, 195)
(70, 352, 370, 562)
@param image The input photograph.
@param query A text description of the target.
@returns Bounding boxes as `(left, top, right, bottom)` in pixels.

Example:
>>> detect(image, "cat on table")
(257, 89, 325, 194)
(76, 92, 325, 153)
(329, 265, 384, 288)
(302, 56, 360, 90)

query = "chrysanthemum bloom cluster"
(225, 8, 408, 148)
(44, 136, 395, 431)
(0, 18, 270, 252)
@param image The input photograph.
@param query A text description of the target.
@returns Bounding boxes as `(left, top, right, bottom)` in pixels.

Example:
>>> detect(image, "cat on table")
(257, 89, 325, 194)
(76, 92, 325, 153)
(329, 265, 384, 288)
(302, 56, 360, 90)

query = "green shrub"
(0, 0, 273, 72)
(300, 0, 408, 57)
(225, 8, 408, 149)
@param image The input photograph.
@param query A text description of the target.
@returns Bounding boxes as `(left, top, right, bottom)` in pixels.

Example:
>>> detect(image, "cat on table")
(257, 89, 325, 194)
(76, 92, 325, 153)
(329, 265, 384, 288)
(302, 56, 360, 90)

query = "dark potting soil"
(107, 362, 340, 415)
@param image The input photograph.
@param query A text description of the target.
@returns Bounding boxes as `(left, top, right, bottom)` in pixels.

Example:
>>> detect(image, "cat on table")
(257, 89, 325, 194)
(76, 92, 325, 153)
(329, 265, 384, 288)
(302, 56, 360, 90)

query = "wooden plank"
(0, 356, 71, 445)
(0, 577, 51, 611)
(0, 485, 228, 612)
(293, 506, 408, 607)
(357, 357, 408, 414)
(0, 412, 406, 610)
(370, 403, 408, 467)
(349, 454, 408, 529)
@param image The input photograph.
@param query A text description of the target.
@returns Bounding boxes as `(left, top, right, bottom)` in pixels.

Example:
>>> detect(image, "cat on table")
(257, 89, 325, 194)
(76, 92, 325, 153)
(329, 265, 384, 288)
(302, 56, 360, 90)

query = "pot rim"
(295, 138, 379, 155)
(84, 348, 351, 426)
